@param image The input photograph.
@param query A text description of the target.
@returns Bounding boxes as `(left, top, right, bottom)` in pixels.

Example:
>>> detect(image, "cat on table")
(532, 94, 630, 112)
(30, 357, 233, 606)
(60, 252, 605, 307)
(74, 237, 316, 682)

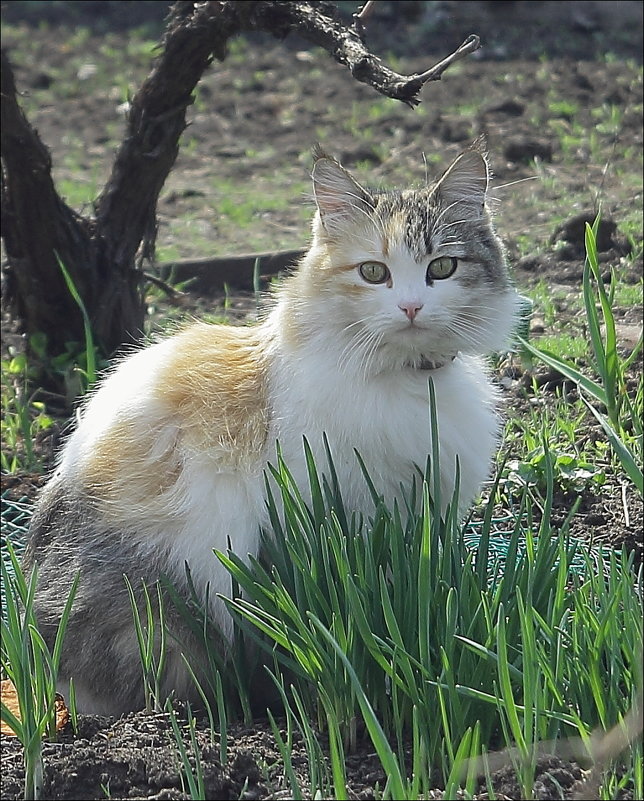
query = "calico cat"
(24, 143, 518, 714)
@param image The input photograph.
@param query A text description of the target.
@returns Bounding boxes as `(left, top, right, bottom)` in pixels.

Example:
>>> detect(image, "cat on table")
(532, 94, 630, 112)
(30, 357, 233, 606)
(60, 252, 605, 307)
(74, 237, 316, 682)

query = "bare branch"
(242, 1, 481, 108)
(414, 34, 481, 84)
(355, 0, 377, 22)
(352, 0, 377, 38)
(140, 271, 186, 299)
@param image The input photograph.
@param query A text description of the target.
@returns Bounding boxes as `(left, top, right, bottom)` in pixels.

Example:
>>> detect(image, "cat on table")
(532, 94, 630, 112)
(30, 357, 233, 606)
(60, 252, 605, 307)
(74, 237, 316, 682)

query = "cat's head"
(299, 143, 518, 372)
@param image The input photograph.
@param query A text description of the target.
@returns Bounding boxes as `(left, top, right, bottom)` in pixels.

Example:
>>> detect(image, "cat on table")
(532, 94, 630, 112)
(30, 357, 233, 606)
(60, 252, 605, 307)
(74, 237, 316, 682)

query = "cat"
(23, 142, 519, 715)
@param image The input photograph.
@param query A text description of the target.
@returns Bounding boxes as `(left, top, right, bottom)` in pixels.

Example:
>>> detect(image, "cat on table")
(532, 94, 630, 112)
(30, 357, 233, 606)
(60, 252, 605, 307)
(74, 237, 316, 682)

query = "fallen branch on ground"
(155, 248, 306, 295)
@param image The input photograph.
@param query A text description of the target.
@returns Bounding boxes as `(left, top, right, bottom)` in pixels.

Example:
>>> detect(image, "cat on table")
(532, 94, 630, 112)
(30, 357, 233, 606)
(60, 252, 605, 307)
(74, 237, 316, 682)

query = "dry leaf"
(1, 679, 69, 736)
(1, 679, 20, 736)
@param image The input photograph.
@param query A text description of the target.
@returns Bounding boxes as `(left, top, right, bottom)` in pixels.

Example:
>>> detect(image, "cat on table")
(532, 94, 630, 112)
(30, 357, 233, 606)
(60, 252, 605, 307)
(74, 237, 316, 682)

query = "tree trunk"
(1, 2, 254, 369)
(1, 49, 144, 360)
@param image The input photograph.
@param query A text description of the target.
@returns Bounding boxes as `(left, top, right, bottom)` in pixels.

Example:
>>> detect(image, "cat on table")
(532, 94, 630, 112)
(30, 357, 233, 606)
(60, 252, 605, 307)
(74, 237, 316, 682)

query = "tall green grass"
(211, 430, 641, 798)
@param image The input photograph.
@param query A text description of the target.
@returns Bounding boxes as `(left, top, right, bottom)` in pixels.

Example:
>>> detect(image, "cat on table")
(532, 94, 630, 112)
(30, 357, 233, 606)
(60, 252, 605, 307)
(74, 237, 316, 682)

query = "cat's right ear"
(312, 153, 375, 237)
(434, 148, 489, 209)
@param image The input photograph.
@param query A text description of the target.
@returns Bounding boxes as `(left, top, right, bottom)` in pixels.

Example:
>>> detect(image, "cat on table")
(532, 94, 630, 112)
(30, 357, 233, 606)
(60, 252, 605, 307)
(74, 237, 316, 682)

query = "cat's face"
(305, 146, 518, 372)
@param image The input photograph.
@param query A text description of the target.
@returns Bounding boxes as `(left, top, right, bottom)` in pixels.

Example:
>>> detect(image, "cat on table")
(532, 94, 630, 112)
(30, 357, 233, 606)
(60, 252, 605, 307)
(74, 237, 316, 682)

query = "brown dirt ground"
(1, 2, 643, 799)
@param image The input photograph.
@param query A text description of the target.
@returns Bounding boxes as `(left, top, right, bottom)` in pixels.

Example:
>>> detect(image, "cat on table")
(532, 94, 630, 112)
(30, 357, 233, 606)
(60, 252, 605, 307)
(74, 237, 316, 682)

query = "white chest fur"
(268, 346, 499, 518)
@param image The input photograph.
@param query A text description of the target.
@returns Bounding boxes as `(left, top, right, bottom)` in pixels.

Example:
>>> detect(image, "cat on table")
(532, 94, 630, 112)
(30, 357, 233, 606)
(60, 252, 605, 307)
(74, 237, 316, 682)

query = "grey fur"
(24, 479, 213, 714)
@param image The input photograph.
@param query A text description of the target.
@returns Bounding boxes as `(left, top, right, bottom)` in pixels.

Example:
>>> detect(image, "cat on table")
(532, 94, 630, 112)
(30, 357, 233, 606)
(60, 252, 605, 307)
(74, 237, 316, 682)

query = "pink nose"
(398, 301, 423, 321)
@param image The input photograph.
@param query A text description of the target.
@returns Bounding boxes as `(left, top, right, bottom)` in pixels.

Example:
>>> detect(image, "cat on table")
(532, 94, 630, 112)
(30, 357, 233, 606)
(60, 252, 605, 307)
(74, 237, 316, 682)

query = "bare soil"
(1, 2, 642, 798)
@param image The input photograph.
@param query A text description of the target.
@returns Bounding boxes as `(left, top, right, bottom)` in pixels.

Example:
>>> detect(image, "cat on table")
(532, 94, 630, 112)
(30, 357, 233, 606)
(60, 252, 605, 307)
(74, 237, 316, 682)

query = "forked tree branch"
(236, 1, 480, 107)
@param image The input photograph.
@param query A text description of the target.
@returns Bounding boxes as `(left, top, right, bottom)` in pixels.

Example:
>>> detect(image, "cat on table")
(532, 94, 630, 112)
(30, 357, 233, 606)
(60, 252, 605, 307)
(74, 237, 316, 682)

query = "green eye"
(427, 256, 457, 282)
(359, 261, 390, 284)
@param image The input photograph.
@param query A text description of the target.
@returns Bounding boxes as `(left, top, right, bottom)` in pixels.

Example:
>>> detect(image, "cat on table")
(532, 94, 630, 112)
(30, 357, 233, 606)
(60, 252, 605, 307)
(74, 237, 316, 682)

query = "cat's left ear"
(312, 151, 375, 236)
(435, 147, 489, 209)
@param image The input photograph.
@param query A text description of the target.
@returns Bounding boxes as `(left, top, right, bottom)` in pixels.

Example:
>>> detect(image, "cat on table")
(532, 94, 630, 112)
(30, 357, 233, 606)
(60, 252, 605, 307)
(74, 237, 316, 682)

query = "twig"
(355, 0, 376, 22)
(140, 271, 185, 298)
(352, 0, 376, 37)
(621, 482, 630, 528)
(413, 34, 481, 84)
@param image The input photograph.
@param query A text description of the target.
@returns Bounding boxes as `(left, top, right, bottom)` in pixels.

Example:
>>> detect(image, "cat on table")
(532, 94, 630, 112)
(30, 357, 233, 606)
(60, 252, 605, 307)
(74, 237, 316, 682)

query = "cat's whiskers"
(336, 316, 388, 380)
(448, 309, 501, 349)
(348, 192, 390, 240)
(456, 303, 507, 321)
(436, 238, 466, 250)
(435, 217, 486, 237)
(337, 321, 376, 374)
(445, 322, 484, 351)
(340, 317, 369, 335)
(324, 190, 389, 242)
(432, 198, 486, 231)
(358, 329, 386, 381)
(352, 328, 385, 378)
(337, 326, 369, 373)
(430, 198, 470, 229)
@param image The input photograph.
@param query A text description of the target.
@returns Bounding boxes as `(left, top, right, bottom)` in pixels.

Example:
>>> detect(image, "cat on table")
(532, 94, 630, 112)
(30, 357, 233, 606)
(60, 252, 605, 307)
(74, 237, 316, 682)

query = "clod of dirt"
(490, 755, 584, 800)
(31, 71, 54, 89)
(551, 213, 628, 255)
(339, 144, 383, 166)
(503, 137, 553, 163)
(484, 99, 526, 117)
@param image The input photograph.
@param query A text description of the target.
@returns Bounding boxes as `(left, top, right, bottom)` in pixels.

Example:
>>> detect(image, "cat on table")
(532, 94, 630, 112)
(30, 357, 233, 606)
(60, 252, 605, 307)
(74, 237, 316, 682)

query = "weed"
(519, 220, 643, 494)
(1, 353, 54, 474)
(166, 700, 206, 800)
(1, 542, 79, 800)
(125, 577, 168, 713)
(55, 254, 97, 392)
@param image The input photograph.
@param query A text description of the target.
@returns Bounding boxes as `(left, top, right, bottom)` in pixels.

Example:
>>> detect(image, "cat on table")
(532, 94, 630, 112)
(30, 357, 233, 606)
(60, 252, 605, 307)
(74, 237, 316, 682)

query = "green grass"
(1, 542, 79, 800)
(207, 435, 642, 799)
(1, 352, 54, 474)
(519, 222, 643, 494)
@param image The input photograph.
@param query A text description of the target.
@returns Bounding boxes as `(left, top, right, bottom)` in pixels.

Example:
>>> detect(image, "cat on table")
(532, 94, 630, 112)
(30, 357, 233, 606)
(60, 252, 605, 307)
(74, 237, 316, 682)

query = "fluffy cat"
(24, 143, 518, 714)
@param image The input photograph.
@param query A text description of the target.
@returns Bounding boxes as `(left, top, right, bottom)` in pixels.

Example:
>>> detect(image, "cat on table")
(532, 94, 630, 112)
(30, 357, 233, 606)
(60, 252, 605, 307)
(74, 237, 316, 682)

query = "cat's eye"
(427, 256, 457, 282)
(359, 261, 390, 284)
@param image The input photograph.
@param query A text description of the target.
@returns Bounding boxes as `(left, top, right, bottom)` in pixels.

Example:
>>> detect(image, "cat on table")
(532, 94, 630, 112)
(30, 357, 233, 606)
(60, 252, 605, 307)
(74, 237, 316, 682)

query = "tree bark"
(1, 50, 103, 357)
(1, 1, 480, 382)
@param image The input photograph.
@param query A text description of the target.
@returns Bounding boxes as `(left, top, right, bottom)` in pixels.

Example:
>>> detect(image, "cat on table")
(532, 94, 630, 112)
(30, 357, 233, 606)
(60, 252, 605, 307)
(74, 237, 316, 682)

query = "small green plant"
(1, 353, 54, 474)
(1, 542, 79, 800)
(519, 219, 643, 495)
(505, 445, 607, 494)
(124, 577, 168, 713)
(166, 700, 206, 800)
(55, 253, 98, 393)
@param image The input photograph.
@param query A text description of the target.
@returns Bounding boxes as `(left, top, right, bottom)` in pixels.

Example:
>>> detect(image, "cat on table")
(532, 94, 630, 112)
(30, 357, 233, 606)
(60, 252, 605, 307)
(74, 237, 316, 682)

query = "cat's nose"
(398, 301, 424, 321)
